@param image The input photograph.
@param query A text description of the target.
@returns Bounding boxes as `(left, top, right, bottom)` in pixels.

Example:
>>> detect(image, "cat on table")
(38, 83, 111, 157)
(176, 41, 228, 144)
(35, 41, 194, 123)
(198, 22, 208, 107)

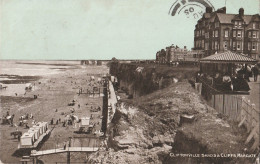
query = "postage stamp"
(169, 0, 215, 19)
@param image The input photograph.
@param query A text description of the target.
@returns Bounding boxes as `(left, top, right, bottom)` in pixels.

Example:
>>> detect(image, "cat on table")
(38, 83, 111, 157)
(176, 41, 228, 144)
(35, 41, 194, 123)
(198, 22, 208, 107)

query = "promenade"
(247, 75, 260, 111)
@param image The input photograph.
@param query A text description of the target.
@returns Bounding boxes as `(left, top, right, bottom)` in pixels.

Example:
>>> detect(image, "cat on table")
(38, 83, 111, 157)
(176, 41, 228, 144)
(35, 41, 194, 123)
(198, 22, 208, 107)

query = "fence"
(195, 77, 259, 151)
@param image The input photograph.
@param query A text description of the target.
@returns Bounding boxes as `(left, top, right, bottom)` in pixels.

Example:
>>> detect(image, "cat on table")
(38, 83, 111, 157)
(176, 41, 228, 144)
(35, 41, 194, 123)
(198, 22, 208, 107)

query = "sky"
(0, 0, 259, 60)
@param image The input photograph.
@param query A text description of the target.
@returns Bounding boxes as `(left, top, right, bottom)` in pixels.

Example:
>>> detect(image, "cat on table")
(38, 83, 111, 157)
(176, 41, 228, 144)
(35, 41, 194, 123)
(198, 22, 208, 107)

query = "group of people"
(236, 64, 259, 82)
(197, 64, 259, 92)
(214, 72, 250, 92)
(198, 72, 250, 92)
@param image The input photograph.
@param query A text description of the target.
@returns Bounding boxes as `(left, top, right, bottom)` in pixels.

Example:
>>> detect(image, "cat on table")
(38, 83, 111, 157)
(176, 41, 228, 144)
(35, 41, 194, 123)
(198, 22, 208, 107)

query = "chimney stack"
(206, 7, 212, 13)
(216, 7, 226, 13)
(239, 8, 244, 16)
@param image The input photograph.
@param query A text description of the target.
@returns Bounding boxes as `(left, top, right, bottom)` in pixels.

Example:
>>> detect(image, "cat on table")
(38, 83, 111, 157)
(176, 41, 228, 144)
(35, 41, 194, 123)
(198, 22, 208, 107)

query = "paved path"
(246, 75, 260, 111)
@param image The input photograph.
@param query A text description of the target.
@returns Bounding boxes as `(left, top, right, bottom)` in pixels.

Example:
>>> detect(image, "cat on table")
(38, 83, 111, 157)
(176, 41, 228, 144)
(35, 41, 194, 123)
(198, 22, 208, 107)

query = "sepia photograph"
(0, 0, 259, 163)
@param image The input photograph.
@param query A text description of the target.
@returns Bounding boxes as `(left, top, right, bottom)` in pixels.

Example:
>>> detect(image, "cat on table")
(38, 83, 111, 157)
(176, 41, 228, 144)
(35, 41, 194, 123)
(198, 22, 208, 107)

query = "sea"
(0, 60, 80, 96)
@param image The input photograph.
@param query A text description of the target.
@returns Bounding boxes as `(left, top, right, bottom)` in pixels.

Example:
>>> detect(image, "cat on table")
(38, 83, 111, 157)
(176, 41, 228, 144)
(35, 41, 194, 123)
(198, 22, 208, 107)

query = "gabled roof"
(216, 13, 235, 24)
(215, 13, 253, 24)
(251, 14, 260, 22)
(209, 13, 216, 23)
(200, 51, 257, 63)
(243, 15, 253, 24)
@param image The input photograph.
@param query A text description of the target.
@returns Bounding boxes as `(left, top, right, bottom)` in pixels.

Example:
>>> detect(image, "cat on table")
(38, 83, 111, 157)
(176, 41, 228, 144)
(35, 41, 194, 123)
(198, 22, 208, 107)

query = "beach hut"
(33, 124, 43, 135)
(28, 128, 40, 140)
(20, 133, 35, 146)
(40, 122, 49, 133)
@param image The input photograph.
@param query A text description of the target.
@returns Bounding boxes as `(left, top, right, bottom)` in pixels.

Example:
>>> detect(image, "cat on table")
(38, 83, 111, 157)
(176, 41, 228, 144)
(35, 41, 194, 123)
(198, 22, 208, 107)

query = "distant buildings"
(194, 7, 260, 61)
(156, 45, 188, 64)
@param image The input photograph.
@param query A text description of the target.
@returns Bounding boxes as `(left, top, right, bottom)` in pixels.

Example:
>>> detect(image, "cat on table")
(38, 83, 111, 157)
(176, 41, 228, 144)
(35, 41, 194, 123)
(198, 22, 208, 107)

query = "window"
(248, 42, 251, 50)
(215, 22, 219, 28)
(202, 40, 204, 48)
(205, 42, 208, 50)
(224, 41, 228, 50)
(248, 31, 252, 38)
(205, 32, 209, 38)
(215, 30, 218, 37)
(224, 30, 229, 37)
(253, 23, 256, 29)
(238, 21, 242, 27)
(253, 31, 257, 38)
(234, 21, 238, 27)
(215, 41, 218, 50)
(233, 30, 236, 37)
(202, 29, 205, 36)
(212, 31, 215, 37)
(233, 41, 236, 50)
(237, 42, 241, 50)
(237, 31, 242, 37)
(252, 42, 256, 50)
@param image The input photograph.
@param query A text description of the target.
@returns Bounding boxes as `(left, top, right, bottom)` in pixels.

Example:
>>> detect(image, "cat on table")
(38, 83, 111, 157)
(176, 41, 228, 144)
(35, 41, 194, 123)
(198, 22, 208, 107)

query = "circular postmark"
(169, 0, 215, 20)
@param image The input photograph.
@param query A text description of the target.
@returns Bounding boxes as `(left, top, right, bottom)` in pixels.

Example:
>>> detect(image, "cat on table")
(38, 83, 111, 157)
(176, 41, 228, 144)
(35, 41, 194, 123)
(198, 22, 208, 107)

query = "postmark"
(169, 0, 215, 19)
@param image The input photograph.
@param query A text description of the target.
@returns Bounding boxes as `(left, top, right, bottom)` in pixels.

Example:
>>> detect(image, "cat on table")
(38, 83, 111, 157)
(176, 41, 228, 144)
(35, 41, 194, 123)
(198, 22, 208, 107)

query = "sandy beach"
(0, 61, 109, 163)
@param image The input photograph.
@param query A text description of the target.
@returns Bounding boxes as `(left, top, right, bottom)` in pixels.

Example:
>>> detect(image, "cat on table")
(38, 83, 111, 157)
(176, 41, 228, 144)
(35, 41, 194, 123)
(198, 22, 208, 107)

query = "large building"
(194, 7, 260, 61)
(156, 45, 188, 64)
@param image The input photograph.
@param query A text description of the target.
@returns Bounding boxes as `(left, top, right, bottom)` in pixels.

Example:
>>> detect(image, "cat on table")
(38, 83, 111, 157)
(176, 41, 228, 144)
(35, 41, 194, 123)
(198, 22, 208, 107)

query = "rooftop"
(200, 51, 257, 63)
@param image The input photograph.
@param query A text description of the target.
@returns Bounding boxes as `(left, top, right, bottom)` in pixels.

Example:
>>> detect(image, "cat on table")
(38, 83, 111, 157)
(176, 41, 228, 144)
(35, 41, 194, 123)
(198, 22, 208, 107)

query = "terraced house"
(194, 7, 260, 61)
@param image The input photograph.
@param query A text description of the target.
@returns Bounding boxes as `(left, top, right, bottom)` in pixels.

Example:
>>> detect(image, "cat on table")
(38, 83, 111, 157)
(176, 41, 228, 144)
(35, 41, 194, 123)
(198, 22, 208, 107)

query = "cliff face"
(87, 82, 251, 164)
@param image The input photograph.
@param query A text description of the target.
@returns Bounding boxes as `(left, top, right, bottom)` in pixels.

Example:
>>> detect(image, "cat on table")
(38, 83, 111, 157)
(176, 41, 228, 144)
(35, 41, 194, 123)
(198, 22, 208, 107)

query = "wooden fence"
(211, 94, 259, 151)
(195, 77, 259, 151)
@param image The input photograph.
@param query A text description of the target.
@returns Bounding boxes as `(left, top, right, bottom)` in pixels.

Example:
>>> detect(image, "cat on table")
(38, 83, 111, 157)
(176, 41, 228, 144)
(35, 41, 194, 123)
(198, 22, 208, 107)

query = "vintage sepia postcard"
(0, 0, 259, 163)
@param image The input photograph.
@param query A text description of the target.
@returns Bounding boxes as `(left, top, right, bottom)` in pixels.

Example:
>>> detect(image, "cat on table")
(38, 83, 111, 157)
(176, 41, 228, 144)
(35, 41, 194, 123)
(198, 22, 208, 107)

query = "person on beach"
(63, 142, 66, 150)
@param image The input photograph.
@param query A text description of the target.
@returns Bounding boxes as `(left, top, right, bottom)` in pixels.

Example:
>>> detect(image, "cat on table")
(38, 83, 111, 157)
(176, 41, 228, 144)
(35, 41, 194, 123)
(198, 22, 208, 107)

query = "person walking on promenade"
(252, 65, 259, 82)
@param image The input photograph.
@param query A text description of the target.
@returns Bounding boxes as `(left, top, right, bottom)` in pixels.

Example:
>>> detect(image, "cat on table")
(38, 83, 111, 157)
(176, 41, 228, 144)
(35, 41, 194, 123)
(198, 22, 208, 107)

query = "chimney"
(184, 46, 187, 49)
(239, 8, 244, 16)
(216, 7, 226, 13)
(222, 7, 226, 13)
(206, 7, 212, 13)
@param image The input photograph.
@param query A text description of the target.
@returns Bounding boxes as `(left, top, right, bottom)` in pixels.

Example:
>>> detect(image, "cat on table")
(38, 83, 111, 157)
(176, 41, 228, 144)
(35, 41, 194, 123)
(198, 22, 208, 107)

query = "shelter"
(199, 51, 257, 76)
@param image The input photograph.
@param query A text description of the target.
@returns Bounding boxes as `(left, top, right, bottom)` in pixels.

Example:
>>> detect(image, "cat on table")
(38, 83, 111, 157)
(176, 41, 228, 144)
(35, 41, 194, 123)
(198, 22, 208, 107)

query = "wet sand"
(0, 64, 109, 163)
